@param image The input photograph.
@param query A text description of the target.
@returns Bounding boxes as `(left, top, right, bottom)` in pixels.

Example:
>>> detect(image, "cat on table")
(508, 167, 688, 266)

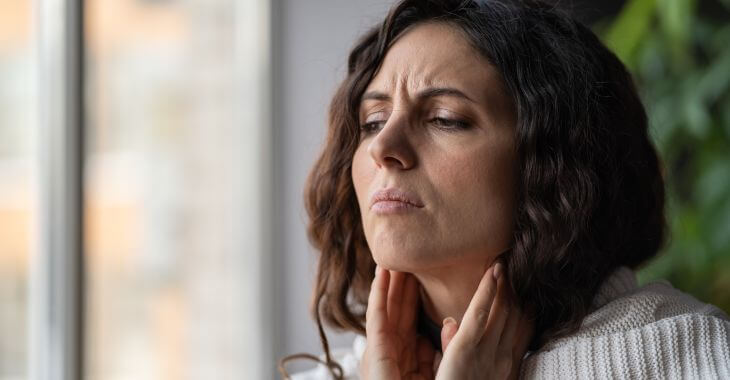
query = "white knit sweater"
(291, 267, 730, 379)
(520, 267, 730, 379)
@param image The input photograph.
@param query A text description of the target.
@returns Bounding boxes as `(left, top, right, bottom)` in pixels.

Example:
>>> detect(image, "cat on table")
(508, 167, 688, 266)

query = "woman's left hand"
(435, 262, 534, 380)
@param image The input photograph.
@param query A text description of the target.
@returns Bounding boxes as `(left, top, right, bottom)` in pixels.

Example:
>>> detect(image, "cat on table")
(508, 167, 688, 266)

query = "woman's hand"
(435, 262, 534, 380)
(360, 266, 436, 380)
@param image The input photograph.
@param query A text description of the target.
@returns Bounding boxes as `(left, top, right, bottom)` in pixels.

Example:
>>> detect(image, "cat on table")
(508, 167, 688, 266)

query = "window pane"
(0, 1, 34, 379)
(84, 0, 269, 378)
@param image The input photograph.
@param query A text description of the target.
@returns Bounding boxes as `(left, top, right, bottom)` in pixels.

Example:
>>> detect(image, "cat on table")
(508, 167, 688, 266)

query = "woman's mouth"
(370, 188, 424, 214)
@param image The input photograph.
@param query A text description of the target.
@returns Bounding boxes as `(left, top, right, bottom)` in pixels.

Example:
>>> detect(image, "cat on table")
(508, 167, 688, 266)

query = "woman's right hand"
(360, 266, 436, 380)
(434, 262, 534, 380)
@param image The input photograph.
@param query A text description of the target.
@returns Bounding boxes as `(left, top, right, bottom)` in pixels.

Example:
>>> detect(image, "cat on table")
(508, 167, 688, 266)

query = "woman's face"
(351, 22, 517, 271)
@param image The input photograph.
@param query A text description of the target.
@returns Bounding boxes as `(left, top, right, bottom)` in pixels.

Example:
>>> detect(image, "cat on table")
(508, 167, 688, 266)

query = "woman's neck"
(413, 257, 495, 326)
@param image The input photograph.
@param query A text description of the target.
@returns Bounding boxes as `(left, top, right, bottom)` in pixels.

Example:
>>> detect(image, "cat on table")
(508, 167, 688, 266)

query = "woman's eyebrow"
(360, 87, 477, 104)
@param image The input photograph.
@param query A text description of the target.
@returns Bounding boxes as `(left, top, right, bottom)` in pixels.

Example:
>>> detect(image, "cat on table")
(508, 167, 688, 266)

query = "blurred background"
(0, 0, 728, 379)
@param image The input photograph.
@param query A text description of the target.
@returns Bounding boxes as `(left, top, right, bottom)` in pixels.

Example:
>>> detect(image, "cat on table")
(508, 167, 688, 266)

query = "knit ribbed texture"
(520, 267, 730, 379)
(290, 267, 730, 379)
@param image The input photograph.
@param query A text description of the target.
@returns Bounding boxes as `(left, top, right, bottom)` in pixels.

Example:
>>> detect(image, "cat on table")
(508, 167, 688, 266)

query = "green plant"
(600, 0, 730, 313)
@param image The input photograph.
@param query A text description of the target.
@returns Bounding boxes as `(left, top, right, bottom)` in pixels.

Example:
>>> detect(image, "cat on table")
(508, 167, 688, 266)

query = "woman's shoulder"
(581, 267, 729, 338)
(288, 335, 366, 380)
(521, 267, 730, 379)
(521, 312, 730, 379)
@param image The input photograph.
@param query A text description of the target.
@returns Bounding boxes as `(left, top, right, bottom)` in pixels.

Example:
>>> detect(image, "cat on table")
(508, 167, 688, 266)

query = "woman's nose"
(366, 111, 417, 170)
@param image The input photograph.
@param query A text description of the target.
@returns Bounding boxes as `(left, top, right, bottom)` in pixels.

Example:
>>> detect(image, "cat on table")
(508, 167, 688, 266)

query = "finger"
(513, 311, 535, 359)
(498, 296, 521, 348)
(508, 312, 535, 380)
(452, 264, 497, 348)
(416, 336, 435, 379)
(397, 274, 420, 333)
(386, 270, 407, 327)
(432, 351, 443, 375)
(359, 347, 368, 379)
(499, 277, 523, 349)
(482, 263, 510, 347)
(440, 317, 458, 352)
(365, 265, 390, 334)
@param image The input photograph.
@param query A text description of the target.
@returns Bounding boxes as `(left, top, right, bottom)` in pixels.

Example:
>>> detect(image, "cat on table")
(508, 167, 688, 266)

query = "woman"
(280, 0, 730, 378)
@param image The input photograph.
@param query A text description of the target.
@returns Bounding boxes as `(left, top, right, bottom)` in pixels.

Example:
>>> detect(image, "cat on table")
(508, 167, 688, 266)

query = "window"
(0, 1, 34, 379)
(84, 0, 272, 378)
(1, 0, 273, 379)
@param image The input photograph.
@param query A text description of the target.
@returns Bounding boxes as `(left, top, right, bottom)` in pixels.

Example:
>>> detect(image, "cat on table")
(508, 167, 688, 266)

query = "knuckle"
(485, 283, 497, 297)
(449, 336, 473, 353)
(475, 308, 490, 325)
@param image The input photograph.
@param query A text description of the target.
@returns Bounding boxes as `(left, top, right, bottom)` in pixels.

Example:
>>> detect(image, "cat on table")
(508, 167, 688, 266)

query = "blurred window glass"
(0, 1, 34, 379)
(84, 0, 269, 379)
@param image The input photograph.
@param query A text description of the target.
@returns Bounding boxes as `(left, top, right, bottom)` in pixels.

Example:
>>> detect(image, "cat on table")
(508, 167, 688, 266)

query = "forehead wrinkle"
(372, 63, 460, 104)
(365, 23, 493, 104)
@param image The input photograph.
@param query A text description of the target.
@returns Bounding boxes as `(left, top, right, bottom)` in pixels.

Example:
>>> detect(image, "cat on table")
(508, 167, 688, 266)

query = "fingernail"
(493, 262, 502, 280)
(442, 317, 456, 327)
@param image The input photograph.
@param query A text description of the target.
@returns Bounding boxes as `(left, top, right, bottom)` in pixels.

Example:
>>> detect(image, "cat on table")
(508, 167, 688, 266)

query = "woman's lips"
(371, 200, 421, 213)
(370, 188, 424, 214)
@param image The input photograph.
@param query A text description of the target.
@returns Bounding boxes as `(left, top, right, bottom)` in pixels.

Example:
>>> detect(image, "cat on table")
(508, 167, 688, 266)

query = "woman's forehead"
(364, 22, 500, 104)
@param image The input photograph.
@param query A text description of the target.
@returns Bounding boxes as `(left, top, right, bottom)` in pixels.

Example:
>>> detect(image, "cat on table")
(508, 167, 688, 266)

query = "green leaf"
(604, 0, 657, 69)
(695, 48, 730, 103)
(657, 0, 696, 70)
(696, 159, 730, 207)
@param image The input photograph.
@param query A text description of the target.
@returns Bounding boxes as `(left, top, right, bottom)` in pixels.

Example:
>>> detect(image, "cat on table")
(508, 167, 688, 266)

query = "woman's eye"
(430, 117, 471, 130)
(359, 121, 385, 134)
(359, 117, 470, 136)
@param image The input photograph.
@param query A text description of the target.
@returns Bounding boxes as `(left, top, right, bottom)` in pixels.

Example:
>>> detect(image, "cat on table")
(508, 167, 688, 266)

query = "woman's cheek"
(351, 148, 374, 215)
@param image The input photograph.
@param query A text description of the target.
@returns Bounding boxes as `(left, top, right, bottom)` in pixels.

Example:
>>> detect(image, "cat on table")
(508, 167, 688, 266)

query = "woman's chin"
(371, 248, 443, 273)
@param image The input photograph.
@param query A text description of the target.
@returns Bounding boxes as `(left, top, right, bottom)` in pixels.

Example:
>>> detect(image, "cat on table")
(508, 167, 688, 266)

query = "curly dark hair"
(300, 0, 665, 374)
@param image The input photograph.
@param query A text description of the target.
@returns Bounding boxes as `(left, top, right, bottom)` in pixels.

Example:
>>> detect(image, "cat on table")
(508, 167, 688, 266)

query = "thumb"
(440, 317, 458, 352)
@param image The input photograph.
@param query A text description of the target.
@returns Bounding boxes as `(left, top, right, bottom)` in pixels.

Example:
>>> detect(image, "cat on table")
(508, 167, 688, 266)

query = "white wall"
(273, 0, 395, 374)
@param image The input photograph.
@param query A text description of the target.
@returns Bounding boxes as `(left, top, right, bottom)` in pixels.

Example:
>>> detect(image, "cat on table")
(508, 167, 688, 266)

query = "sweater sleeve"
(520, 314, 730, 379)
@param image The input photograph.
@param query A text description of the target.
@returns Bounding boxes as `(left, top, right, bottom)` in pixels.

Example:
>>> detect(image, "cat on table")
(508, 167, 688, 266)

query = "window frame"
(28, 0, 274, 379)
(30, 0, 85, 379)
